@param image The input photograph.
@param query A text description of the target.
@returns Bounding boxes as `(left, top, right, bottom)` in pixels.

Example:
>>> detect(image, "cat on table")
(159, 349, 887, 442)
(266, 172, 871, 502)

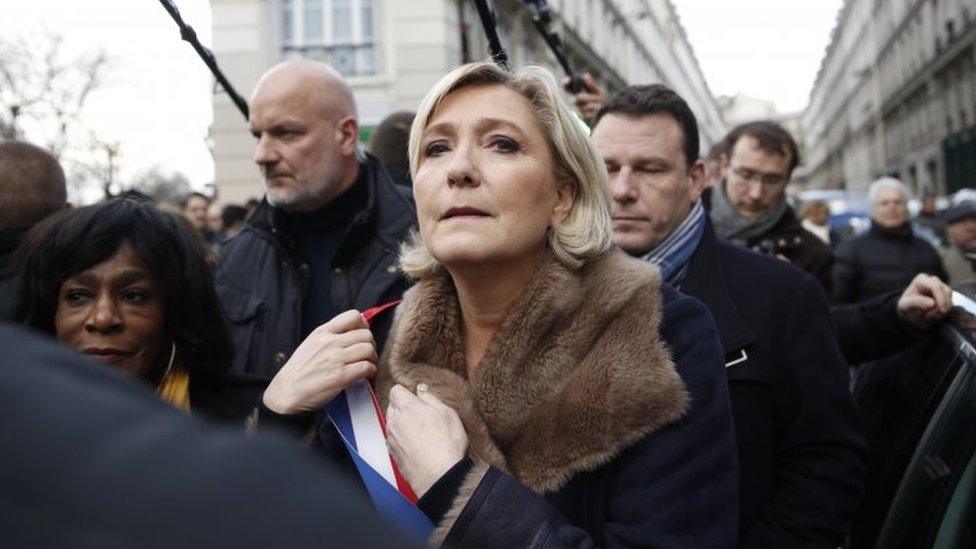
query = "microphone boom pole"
(520, 0, 584, 92)
(156, 0, 250, 121)
(472, 0, 509, 69)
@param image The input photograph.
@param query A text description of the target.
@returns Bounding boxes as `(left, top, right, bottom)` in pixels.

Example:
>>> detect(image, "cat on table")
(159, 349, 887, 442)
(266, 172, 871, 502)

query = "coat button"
(387, 264, 397, 274)
(274, 352, 288, 366)
(333, 267, 343, 274)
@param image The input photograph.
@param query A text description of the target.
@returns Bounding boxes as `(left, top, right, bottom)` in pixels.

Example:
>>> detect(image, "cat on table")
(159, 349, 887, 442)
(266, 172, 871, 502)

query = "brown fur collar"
(378, 249, 688, 494)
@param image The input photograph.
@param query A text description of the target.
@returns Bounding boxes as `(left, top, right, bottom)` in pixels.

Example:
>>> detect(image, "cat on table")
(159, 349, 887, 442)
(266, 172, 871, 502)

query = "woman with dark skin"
(13, 198, 234, 413)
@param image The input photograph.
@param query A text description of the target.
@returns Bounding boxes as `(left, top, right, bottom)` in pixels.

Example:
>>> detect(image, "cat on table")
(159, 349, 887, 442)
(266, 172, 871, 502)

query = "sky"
(3, 1, 844, 204)
(2, 0, 215, 202)
(671, 0, 844, 113)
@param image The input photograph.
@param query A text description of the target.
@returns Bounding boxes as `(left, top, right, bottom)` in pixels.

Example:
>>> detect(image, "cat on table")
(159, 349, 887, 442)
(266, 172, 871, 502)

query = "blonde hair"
(400, 61, 613, 278)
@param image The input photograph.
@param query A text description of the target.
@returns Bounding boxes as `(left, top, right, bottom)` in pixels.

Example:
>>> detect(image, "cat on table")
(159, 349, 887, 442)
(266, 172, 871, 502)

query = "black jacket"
(831, 291, 921, 364)
(0, 323, 413, 549)
(215, 154, 414, 378)
(682, 222, 866, 548)
(744, 206, 835, 293)
(833, 222, 947, 304)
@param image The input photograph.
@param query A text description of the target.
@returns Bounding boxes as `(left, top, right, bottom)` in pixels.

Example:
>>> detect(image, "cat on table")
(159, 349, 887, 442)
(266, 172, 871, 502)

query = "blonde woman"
(375, 62, 739, 547)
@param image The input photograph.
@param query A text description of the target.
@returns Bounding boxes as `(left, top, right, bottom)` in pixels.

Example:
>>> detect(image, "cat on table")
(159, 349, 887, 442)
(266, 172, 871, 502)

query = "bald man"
(0, 140, 68, 321)
(214, 60, 416, 418)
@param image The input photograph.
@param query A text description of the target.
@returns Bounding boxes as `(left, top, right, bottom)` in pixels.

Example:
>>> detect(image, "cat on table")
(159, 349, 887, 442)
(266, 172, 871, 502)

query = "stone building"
(802, 0, 976, 195)
(209, 0, 724, 203)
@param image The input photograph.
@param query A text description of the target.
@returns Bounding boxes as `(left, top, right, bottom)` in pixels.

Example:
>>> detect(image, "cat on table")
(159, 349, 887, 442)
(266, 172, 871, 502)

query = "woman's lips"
(83, 348, 134, 365)
(442, 206, 490, 220)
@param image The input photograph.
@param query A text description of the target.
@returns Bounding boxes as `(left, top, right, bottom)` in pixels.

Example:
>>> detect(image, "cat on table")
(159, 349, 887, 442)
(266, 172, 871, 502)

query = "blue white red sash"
(324, 302, 434, 540)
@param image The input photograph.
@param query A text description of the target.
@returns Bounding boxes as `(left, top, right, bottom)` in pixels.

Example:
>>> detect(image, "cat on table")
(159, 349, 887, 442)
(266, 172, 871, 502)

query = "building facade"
(209, 0, 725, 203)
(802, 0, 976, 195)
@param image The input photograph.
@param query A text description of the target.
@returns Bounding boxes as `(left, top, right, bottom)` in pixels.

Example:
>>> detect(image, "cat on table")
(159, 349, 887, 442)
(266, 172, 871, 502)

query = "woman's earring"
(162, 341, 176, 379)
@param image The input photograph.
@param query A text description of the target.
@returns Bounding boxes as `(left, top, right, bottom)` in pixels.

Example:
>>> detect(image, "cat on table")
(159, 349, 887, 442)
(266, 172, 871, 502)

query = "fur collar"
(378, 249, 688, 494)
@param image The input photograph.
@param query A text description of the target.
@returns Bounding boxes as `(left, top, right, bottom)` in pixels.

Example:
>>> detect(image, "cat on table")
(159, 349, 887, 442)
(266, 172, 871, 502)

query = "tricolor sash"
(323, 302, 434, 540)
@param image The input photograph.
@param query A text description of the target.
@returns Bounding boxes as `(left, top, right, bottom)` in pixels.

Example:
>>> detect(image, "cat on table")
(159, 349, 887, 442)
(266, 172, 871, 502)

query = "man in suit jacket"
(591, 84, 866, 547)
(0, 322, 412, 549)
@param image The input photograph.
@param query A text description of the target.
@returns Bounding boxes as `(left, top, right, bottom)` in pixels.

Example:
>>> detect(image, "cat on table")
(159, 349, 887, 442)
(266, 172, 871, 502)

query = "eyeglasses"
(729, 165, 787, 186)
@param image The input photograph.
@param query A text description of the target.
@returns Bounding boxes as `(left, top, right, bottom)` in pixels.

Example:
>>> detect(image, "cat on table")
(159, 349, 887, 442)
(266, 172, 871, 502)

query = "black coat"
(743, 206, 835, 293)
(831, 291, 921, 364)
(213, 153, 415, 413)
(0, 323, 413, 549)
(833, 222, 947, 304)
(682, 222, 867, 548)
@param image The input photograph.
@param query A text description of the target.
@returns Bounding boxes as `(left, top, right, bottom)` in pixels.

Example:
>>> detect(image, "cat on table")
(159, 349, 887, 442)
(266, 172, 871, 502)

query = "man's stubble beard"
(264, 173, 343, 213)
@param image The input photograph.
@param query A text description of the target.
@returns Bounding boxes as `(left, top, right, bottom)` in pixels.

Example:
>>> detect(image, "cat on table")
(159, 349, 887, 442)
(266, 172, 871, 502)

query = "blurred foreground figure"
(833, 178, 947, 303)
(0, 322, 411, 549)
(591, 84, 865, 548)
(0, 141, 67, 321)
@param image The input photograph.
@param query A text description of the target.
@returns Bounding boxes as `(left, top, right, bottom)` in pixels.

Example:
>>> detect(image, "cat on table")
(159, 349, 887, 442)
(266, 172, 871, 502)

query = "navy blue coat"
(415, 283, 740, 548)
(682, 222, 867, 547)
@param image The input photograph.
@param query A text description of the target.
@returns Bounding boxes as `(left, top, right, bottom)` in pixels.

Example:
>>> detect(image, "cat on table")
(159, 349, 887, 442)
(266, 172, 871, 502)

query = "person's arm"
(831, 273, 952, 364)
(743, 276, 867, 548)
(393, 293, 740, 548)
(563, 73, 606, 122)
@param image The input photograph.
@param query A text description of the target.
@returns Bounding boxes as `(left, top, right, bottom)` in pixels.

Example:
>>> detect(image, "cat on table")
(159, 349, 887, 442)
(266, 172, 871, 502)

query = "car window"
(875, 326, 976, 548)
(851, 333, 968, 547)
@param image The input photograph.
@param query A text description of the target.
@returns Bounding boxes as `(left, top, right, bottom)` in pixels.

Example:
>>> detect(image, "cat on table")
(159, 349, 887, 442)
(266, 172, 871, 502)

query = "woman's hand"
(262, 310, 378, 414)
(386, 384, 468, 497)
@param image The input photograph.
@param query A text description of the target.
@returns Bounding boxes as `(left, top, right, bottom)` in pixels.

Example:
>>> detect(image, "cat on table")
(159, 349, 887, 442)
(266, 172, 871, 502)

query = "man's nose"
(611, 168, 637, 204)
(85, 294, 123, 334)
(253, 135, 279, 166)
(746, 180, 765, 201)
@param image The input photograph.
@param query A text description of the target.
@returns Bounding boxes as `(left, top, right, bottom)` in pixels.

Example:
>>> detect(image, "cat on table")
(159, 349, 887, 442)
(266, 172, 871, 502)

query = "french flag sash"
(324, 302, 435, 540)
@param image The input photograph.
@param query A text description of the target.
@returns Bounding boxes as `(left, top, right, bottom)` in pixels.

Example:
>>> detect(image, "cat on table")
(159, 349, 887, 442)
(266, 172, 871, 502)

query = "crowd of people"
(0, 57, 971, 548)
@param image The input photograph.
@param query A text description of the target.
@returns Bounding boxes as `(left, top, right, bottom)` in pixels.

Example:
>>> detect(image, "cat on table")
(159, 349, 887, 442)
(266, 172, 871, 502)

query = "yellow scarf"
(156, 369, 191, 412)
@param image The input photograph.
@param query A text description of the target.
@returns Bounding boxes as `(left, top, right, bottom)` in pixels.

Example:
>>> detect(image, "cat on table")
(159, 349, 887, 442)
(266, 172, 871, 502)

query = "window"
(280, 0, 377, 76)
(874, 325, 976, 548)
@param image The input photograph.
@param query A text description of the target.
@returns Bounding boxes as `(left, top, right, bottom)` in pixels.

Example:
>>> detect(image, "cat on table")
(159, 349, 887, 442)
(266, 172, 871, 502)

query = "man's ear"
(688, 160, 706, 203)
(718, 153, 729, 178)
(336, 116, 359, 156)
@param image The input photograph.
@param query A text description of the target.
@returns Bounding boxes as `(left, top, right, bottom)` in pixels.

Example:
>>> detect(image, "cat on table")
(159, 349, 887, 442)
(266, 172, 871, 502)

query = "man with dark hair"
(369, 111, 415, 187)
(0, 140, 68, 320)
(710, 121, 834, 290)
(591, 84, 866, 548)
(181, 191, 221, 248)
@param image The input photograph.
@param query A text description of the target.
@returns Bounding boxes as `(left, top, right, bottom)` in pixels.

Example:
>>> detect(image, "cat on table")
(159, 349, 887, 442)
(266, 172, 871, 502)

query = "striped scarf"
(642, 201, 706, 287)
